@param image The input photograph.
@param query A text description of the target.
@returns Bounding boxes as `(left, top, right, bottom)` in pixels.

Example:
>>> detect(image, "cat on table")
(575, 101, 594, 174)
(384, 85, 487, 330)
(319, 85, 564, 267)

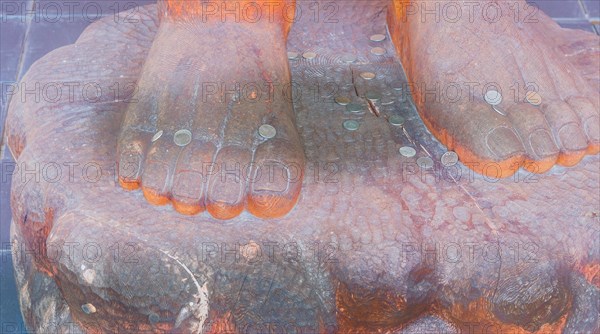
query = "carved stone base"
(6, 3, 599, 333)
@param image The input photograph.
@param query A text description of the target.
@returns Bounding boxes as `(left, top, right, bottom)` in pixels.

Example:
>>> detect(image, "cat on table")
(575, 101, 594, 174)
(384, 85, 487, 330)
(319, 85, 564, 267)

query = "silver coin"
(525, 91, 542, 106)
(303, 51, 317, 60)
(360, 72, 376, 80)
(441, 151, 459, 167)
(491, 105, 507, 116)
(365, 91, 382, 102)
(391, 81, 404, 91)
(371, 47, 386, 56)
(346, 103, 364, 113)
(174, 129, 192, 147)
(151, 130, 163, 142)
(340, 54, 357, 63)
(417, 156, 434, 169)
(258, 124, 277, 139)
(399, 146, 416, 158)
(370, 34, 386, 42)
(381, 98, 395, 105)
(287, 51, 299, 60)
(484, 90, 502, 106)
(335, 96, 352, 106)
(389, 115, 405, 126)
(343, 120, 360, 131)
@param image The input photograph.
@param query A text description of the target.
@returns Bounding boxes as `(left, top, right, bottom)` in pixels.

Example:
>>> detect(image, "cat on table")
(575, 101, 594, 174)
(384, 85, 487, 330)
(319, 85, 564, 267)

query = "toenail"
(343, 120, 360, 131)
(365, 91, 382, 102)
(346, 103, 364, 113)
(558, 123, 588, 151)
(335, 96, 351, 106)
(389, 115, 405, 126)
(287, 51, 299, 60)
(119, 151, 142, 180)
(486, 127, 523, 160)
(302, 51, 317, 59)
(371, 47, 386, 56)
(441, 151, 459, 166)
(360, 72, 376, 80)
(151, 130, 163, 142)
(584, 116, 600, 142)
(258, 124, 277, 139)
(399, 146, 417, 158)
(252, 161, 290, 193)
(370, 34, 386, 42)
(529, 129, 559, 158)
(417, 156, 434, 169)
(174, 129, 192, 147)
(525, 91, 542, 106)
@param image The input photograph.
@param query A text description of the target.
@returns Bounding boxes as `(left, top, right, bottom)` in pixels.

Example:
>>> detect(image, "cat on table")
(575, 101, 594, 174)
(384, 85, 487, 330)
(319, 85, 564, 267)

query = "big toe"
(248, 139, 305, 219)
(542, 101, 588, 167)
(507, 104, 559, 174)
(206, 146, 252, 220)
(565, 96, 600, 155)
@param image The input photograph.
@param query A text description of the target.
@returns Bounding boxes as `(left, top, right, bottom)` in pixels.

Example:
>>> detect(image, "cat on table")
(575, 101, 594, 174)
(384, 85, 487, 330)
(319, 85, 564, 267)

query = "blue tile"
(18, 17, 92, 79)
(528, 0, 586, 19)
(582, 0, 600, 19)
(33, 0, 157, 19)
(0, 0, 31, 17)
(557, 19, 597, 32)
(0, 18, 26, 83)
(0, 255, 28, 334)
(0, 156, 14, 245)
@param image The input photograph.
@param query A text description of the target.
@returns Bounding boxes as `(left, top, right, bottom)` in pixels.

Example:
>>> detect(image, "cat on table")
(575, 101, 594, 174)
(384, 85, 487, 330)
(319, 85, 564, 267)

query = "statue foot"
(117, 20, 305, 219)
(389, 0, 600, 177)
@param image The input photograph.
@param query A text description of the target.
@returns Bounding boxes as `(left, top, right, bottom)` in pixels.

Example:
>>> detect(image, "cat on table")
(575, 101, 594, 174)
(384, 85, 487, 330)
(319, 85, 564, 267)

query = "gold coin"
(360, 72, 376, 80)
(525, 91, 542, 106)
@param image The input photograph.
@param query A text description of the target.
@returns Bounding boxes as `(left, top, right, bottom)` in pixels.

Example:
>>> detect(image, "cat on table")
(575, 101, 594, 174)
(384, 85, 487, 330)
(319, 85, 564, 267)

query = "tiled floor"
(0, 0, 599, 331)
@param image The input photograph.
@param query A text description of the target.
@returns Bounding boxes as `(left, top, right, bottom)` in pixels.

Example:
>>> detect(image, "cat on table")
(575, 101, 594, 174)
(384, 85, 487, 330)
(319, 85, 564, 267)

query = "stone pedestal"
(5, 3, 599, 333)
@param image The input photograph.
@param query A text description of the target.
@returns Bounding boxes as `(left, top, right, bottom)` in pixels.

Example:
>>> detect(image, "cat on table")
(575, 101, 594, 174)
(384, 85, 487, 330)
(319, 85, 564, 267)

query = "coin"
(303, 52, 317, 60)
(174, 129, 192, 147)
(340, 54, 357, 63)
(399, 146, 416, 158)
(81, 303, 97, 315)
(441, 151, 459, 167)
(370, 34, 386, 42)
(389, 115, 405, 126)
(151, 130, 163, 142)
(258, 124, 277, 139)
(525, 91, 541, 106)
(484, 90, 502, 106)
(391, 81, 404, 91)
(287, 51, 299, 60)
(371, 47, 386, 56)
(365, 91, 382, 101)
(417, 156, 434, 169)
(335, 96, 352, 106)
(360, 72, 376, 80)
(343, 120, 360, 131)
(346, 103, 364, 113)
(381, 98, 395, 105)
